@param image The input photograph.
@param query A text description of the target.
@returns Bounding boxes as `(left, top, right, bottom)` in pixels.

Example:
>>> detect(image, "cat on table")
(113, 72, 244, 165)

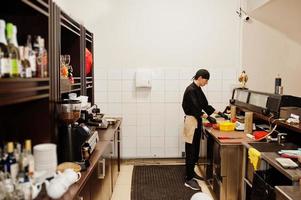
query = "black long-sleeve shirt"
(182, 82, 215, 123)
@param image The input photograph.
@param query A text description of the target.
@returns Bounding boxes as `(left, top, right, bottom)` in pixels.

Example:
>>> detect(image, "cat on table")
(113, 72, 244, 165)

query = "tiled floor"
(111, 160, 214, 200)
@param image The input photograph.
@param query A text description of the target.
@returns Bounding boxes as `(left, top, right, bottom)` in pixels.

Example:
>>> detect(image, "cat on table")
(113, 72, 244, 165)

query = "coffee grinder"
(57, 100, 91, 163)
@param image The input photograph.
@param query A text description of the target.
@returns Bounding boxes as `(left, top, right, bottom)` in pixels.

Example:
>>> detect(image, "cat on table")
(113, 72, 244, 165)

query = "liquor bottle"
(6, 23, 20, 77)
(5, 142, 19, 181)
(26, 35, 36, 77)
(0, 19, 10, 78)
(23, 139, 34, 177)
(35, 36, 48, 77)
(0, 148, 5, 171)
(19, 46, 31, 78)
(40, 38, 48, 77)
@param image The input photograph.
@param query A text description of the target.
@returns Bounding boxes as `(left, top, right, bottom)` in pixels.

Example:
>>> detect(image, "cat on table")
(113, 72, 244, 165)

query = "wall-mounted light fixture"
(236, 7, 250, 21)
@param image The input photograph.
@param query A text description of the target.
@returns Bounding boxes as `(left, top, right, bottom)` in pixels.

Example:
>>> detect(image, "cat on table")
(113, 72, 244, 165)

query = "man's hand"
(218, 112, 229, 120)
(202, 113, 208, 119)
(207, 116, 217, 124)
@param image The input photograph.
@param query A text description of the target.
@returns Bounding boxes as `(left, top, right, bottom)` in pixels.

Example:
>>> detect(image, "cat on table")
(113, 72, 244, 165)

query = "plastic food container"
(219, 121, 235, 131)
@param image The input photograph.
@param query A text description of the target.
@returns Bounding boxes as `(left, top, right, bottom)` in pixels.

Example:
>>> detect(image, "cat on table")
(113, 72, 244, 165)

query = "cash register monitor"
(234, 89, 249, 103)
(249, 93, 269, 108)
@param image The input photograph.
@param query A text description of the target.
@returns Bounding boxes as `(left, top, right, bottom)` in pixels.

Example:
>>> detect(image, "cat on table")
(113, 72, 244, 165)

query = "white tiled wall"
(95, 68, 239, 158)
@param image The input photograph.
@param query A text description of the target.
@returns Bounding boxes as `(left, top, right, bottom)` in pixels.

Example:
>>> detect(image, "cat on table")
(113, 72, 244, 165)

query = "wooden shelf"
(0, 78, 50, 106)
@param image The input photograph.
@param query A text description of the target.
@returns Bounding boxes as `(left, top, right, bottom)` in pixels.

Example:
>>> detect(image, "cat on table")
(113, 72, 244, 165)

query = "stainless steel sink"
(248, 142, 299, 152)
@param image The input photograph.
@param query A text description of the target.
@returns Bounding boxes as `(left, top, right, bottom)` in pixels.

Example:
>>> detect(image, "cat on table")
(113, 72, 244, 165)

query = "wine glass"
(64, 55, 71, 66)
(60, 55, 65, 67)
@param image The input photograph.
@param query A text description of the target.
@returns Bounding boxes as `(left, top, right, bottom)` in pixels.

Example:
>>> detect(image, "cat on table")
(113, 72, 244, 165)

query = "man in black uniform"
(182, 69, 227, 190)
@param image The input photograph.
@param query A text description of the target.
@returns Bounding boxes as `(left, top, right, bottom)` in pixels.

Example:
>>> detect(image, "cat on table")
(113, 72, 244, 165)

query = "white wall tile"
(136, 89, 151, 103)
(222, 80, 237, 92)
(151, 137, 164, 147)
(207, 79, 222, 91)
(122, 69, 136, 80)
(165, 123, 179, 136)
(152, 80, 165, 91)
(137, 125, 150, 136)
(108, 91, 122, 103)
(123, 103, 137, 114)
(151, 147, 165, 158)
(95, 91, 107, 103)
(214, 103, 227, 112)
(209, 69, 222, 80)
(122, 91, 137, 103)
(122, 80, 135, 91)
(165, 92, 180, 103)
(108, 80, 122, 91)
(122, 113, 137, 126)
(164, 80, 180, 91)
(121, 147, 137, 158)
(137, 137, 151, 148)
(165, 136, 179, 147)
(122, 136, 137, 149)
(179, 68, 195, 80)
(179, 80, 191, 94)
(137, 114, 150, 126)
(136, 147, 151, 157)
(107, 103, 122, 116)
(222, 69, 237, 80)
(150, 124, 165, 136)
(165, 147, 179, 157)
(94, 80, 107, 91)
(151, 91, 165, 103)
(165, 69, 179, 80)
(207, 91, 222, 103)
(151, 113, 165, 125)
(122, 126, 137, 137)
(150, 103, 165, 114)
(222, 91, 233, 102)
(165, 103, 180, 115)
(108, 69, 122, 80)
(137, 103, 150, 114)
(94, 68, 107, 80)
(151, 69, 165, 80)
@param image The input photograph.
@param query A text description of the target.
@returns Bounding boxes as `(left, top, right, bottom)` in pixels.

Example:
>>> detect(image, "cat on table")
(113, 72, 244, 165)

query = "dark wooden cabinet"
(0, 0, 94, 146)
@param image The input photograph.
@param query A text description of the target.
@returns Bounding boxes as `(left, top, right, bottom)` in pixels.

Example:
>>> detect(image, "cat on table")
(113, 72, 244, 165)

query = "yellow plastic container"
(219, 121, 235, 131)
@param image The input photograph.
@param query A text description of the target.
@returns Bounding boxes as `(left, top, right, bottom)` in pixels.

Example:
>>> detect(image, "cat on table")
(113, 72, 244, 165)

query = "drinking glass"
(64, 55, 71, 66)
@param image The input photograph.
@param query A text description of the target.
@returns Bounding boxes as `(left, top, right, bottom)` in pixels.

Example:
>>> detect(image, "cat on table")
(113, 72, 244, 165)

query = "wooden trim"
(21, 0, 49, 16)
(0, 86, 49, 94)
(0, 78, 49, 82)
(0, 94, 49, 106)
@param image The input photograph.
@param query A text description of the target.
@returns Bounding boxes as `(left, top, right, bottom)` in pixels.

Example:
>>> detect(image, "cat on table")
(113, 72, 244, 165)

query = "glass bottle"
(35, 36, 48, 77)
(23, 139, 34, 177)
(5, 142, 19, 181)
(26, 35, 36, 77)
(20, 46, 31, 78)
(0, 19, 10, 78)
(6, 23, 20, 78)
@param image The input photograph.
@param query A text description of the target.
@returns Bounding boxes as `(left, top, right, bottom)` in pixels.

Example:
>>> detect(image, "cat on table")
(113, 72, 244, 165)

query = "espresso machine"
(57, 100, 99, 163)
(80, 104, 108, 129)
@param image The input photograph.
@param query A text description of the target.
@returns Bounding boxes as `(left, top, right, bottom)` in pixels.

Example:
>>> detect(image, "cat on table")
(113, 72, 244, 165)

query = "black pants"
(185, 127, 202, 180)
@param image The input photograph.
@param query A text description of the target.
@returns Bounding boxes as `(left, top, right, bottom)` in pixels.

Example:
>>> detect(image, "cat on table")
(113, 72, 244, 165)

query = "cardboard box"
(279, 107, 301, 119)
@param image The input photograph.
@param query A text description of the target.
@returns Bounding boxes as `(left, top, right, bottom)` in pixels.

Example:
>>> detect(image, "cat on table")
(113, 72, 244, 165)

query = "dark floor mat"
(131, 165, 200, 200)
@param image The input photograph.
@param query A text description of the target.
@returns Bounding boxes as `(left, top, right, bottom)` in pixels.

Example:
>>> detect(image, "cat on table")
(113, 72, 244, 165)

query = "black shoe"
(184, 179, 202, 191)
(193, 172, 205, 181)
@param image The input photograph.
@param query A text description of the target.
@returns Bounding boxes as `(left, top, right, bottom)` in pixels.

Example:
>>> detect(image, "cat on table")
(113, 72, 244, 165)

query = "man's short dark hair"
(193, 69, 210, 80)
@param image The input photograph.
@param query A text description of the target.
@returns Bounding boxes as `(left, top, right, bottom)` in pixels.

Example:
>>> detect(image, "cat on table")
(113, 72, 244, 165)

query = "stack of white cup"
(33, 143, 57, 178)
